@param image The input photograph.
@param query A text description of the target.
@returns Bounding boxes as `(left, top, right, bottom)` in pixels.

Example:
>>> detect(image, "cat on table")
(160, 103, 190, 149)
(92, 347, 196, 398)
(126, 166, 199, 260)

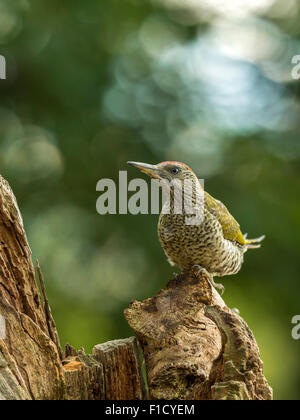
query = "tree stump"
(124, 271, 273, 400)
(63, 338, 146, 400)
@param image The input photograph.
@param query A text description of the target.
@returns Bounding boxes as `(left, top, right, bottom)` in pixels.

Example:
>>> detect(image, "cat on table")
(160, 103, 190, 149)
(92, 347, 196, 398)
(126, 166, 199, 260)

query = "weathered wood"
(63, 349, 105, 400)
(63, 338, 146, 400)
(0, 175, 65, 400)
(36, 259, 63, 360)
(93, 337, 146, 400)
(124, 270, 273, 400)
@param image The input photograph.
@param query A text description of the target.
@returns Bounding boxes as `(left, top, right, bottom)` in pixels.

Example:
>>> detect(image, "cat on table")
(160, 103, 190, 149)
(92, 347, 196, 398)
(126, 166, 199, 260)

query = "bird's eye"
(171, 167, 179, 175)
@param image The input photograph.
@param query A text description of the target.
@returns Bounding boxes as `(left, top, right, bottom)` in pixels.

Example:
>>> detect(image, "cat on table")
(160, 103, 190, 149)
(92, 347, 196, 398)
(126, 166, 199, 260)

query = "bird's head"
(127, 161, 198, 183)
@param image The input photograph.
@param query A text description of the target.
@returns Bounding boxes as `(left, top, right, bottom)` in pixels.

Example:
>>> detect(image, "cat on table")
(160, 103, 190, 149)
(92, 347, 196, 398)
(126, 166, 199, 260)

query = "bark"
(0, 173, 272, 400)
(124, 270, 273, 400)
(0, 176, 65, 400)
(63, 338, 146, 400)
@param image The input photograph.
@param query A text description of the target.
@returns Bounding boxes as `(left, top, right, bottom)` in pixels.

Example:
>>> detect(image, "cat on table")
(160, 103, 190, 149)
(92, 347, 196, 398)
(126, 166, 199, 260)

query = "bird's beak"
(127, 161, 160, 179)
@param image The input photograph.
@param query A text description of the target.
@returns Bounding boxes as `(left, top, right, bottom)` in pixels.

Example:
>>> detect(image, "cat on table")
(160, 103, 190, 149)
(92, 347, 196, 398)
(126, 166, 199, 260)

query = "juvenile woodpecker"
(128, 161, 265, 293)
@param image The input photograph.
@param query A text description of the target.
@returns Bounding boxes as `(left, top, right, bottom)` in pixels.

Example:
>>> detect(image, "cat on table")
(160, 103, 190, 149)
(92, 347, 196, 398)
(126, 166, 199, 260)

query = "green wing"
(204, 191, 246, 245)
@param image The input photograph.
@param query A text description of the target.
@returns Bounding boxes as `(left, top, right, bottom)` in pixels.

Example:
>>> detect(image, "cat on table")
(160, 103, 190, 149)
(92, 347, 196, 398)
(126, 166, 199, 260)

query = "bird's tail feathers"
(246, 243, 262, 249)
(244, 234, 265, 249)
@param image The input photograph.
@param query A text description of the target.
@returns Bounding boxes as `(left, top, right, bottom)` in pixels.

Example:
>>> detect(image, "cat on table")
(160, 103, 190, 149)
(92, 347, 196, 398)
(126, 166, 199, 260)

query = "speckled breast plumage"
(158, 207, 246, 277)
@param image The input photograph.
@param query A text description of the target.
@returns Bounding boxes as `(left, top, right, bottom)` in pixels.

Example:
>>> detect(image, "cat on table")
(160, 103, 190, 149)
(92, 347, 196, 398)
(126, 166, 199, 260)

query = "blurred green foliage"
(0, 0, 300, 399)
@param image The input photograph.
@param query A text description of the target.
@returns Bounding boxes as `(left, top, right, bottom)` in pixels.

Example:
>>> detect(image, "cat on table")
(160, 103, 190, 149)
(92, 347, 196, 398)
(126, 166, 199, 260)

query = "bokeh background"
(0, 0, 299, 400)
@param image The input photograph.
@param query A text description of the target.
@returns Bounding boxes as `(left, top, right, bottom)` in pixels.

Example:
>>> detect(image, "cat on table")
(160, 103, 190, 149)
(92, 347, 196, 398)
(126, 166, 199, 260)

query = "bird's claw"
(211, 279, 225, 295)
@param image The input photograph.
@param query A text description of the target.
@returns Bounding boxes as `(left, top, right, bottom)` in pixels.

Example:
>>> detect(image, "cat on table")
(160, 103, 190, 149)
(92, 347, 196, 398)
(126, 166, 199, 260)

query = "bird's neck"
(161, 177, 203, 215)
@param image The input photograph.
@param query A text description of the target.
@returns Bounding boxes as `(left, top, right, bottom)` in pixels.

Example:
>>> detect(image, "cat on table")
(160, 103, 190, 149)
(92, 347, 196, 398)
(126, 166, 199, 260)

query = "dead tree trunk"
(0, 174, 272, 400)
(0, 176, 65, 400)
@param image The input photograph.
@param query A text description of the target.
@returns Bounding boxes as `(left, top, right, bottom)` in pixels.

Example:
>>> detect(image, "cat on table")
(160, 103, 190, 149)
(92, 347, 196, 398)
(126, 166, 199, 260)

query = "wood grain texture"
(124, 270, 273, 400)
(63, 338, 146, 400)
(63, 345, 105, 400)
(93, 337, 146, 400)
(0, 175, 65, 400)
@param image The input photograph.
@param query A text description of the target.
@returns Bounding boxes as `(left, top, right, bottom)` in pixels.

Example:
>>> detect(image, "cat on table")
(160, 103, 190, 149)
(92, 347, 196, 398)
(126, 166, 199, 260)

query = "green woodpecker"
(128, 161, 265, 293)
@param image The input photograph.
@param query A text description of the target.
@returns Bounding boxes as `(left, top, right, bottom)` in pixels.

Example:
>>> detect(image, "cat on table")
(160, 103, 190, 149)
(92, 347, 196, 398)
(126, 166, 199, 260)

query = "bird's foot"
(191, 265, 225, 295)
